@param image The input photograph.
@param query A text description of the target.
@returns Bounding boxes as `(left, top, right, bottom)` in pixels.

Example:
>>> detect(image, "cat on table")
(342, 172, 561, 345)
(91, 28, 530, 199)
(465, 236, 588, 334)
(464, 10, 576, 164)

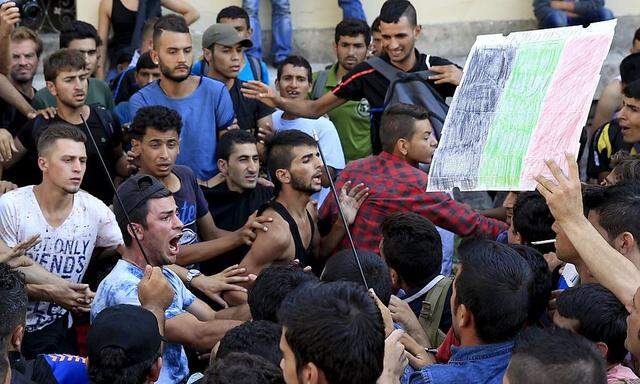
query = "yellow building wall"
(77, 0, 640, 33)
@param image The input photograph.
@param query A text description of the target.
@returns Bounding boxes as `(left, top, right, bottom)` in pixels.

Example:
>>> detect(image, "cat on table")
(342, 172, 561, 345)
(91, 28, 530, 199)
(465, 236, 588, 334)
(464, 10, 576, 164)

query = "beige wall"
(78, 0, 639, 33)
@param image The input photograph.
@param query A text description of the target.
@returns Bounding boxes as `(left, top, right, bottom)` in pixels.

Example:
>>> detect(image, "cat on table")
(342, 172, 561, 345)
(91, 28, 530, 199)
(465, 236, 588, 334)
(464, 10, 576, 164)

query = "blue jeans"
(243, 0, 292, 63)
(537, 7, 614, 28)
(339, 0, 366, 21)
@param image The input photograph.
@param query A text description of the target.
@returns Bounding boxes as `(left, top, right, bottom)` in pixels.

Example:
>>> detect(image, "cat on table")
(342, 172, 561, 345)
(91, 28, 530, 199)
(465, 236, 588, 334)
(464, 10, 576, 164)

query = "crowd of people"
(0, 0, 638, 383)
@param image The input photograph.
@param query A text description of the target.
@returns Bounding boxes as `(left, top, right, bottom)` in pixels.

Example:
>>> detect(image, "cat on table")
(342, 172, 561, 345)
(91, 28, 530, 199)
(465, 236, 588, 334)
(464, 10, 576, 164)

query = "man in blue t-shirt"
(129, 15, 235, 183)
(128, 106, 270, 296)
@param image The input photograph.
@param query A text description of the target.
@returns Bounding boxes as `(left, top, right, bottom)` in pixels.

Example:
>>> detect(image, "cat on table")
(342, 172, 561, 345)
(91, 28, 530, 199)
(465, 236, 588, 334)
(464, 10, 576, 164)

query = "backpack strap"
(311, 70, 330, 100)
(197, 59, 208, 77)
(247, 55, 263, 83)
(418, 275, 454, 347)
(365, 56, 402, 81)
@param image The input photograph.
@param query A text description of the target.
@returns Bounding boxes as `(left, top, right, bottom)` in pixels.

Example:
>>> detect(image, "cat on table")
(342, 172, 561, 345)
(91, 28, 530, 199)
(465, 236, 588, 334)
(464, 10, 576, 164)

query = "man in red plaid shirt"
(320, 103, 507, 253)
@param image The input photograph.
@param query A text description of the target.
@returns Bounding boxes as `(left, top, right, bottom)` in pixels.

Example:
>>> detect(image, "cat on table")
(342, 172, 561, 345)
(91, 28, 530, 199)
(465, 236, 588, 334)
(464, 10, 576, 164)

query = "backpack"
(310, 69, 330, 100)
(366, 56, 449, 140)
(196, 55, 263, 83)
(417, 275, 454, 347)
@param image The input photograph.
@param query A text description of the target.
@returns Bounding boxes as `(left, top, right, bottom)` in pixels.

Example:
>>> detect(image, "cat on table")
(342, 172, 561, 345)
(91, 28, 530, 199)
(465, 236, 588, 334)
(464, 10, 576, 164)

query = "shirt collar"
(449, 341, 514, 363)
(325, 63, 340, 87)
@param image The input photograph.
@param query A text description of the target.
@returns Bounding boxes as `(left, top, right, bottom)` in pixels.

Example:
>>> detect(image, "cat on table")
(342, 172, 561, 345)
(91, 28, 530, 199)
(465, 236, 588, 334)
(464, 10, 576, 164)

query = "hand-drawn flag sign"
(427, 20, 616, 192)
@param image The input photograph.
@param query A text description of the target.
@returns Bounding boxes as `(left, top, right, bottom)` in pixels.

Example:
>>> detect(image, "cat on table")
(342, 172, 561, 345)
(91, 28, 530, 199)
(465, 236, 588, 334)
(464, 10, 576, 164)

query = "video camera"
(0, 0, 41, 23)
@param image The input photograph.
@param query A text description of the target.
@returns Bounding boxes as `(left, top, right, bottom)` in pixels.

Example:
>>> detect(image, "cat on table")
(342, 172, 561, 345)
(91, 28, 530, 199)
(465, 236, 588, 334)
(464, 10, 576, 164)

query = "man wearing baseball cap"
(91, 174, 242, 384)
(202, 23, 275, 143)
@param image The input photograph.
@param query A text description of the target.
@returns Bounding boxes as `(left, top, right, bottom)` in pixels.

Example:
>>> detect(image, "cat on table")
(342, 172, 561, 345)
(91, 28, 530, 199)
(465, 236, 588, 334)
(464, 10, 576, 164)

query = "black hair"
(130, 105, 182, 139)
(0, 263, 27, 338)
(583, 182, 640, 246)
(88, 348, 160, 384)
(455, 240, 532, 343)
(115, 179, 173, 246)
(623, 78, 640, 100)
(507, 326, 607, 384)
(635, 27, 640, 44)
(248, 264, 318, 322)
(513, 191, 555, 253)
(43, 48, 86, 82)
(278, 281, 384, 384)
(264, 130, 317, 195)
(380, 103, 430, 153)
(135, 51, 158, 72)
(216, 129, 257, 162)
(216, 6, 251, 30)
(59, 20, 102, 49)
(321, 249, 392, 306)
(216, 320, 282, 367)
(557, 284, 628, 364)
(37, 122, 87, 156)
(141, 17, 159, 42)
(153, 15, 189, 47)
(205, 352, 284, 384)
(611, 152, 640, 183)
(335, 19, 371, 46)
(620, 52, 640, 86)
(276, 55, 313, 84)
(510, 244, 552, 325)
(371, 16, 381, 33)
(379, 0, 417, 27)
(381, 212, 442, 289)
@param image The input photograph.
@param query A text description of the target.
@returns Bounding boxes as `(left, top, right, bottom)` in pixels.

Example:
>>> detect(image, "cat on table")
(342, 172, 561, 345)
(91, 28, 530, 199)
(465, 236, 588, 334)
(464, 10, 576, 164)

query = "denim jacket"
(407, 341, 514, 384)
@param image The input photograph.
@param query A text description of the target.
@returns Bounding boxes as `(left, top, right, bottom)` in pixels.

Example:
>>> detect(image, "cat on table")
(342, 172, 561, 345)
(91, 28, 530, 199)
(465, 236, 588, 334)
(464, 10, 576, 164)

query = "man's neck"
(276, 187, 311, 217)
(10, 78, 34, 98)
(122, 246, 152, 271)
(391, 49, 417, 72)
(56, 103, 89, 125)
(141, 167, 180, 192)
(626, 250, 640, 270)
(209, 70, 235, 90)
(458, 331, 488, 348)
(225, 178, 246, 193)
(33, 181, 74, 215)
(336, 63, 348, 81)
(159, 75, 197, 98)
(389, 150, 417, 167)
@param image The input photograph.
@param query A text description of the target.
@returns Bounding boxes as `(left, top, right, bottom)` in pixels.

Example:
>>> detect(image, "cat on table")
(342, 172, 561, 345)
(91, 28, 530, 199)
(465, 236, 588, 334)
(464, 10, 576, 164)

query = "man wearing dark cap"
(202, 23, 274, 143)
(91, 174, 242, 384)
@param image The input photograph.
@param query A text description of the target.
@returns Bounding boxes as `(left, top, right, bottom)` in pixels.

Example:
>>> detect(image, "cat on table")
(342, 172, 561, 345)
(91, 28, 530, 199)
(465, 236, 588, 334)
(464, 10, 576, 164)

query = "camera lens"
(21, 3, 40, 20)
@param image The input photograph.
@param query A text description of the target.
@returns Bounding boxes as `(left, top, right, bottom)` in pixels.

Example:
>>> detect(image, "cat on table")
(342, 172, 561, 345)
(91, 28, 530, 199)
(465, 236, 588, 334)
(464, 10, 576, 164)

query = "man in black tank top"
(224, 130, 369, 305)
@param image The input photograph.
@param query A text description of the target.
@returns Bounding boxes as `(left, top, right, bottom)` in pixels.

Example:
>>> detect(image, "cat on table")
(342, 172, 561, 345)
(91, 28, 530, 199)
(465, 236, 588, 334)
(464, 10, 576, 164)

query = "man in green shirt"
(310, 19, 371, 162)
(32, 21, 114, 111)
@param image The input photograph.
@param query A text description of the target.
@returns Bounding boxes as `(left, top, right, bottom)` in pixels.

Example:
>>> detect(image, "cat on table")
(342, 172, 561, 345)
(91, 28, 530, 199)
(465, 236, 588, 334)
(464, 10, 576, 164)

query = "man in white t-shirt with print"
(0, 123, 123, 359)
(272, 56, 345, 206)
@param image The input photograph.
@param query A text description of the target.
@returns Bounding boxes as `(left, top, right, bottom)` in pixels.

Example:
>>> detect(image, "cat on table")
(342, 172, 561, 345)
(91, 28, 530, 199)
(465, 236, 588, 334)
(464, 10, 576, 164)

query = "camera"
(0, 0, 41, 22)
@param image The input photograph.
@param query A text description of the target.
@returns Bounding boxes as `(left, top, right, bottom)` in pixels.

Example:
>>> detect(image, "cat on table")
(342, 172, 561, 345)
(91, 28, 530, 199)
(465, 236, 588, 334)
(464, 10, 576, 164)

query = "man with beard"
(0, 124, 123, 359)
(4, 49, 127, 204)
(224, 130, 368, 305)
(129, 15, 235, 184)
(311, 19, 372, 162)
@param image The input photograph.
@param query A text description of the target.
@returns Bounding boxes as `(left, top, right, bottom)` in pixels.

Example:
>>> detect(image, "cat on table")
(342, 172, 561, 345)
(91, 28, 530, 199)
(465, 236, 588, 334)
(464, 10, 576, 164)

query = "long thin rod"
(80, 114, 151, 265)
(312, 129, 369, 290)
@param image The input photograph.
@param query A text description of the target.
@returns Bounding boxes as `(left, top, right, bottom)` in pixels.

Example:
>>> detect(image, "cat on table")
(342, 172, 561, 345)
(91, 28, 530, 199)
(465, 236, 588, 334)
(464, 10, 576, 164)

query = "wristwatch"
(186, 269, 202, 287)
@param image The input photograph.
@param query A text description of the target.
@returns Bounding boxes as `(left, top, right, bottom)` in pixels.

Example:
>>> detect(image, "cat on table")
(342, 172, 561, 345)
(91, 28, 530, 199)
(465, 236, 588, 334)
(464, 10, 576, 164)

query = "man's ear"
(37, 155, 48, 173)
(218, 159, 229, 176)
(46, 81, 57, 97)
(151, 49, 159, 66)
(149, 357, 162, 383)
(11, 324, 25, 351)
(615, 232, 636, 256)
(395, 138, 409, 156)
(127, 222, 144, 242)
(275, 169, 290, 186)
(332, 41, 338, 55)
(414, 24, 422, 38)
(389, 267, 399, 287)
(203, 47, 213, 65)
(594, 341, 609, 360)
(458, 303, 472, 330)
(512, 230, 523, 245)
(300, 362, 324, 384)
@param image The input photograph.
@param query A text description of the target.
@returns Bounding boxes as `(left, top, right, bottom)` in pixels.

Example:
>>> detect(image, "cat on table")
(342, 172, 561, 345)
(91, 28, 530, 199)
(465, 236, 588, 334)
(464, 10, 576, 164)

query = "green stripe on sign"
(477, 39, 564, 188)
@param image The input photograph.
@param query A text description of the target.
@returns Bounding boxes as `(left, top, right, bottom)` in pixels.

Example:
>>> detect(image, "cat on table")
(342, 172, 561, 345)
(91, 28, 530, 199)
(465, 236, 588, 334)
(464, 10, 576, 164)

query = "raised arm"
(96, 0, 112, 80)
(164, 312, 241, 353)
(536, 154, 640, 305)
(161, 0, 200, 25)
(0, 73, 35, 117)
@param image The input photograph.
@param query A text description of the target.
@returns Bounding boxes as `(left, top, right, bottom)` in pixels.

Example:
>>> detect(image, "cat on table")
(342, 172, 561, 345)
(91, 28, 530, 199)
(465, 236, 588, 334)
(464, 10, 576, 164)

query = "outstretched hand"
(241, 81, 281, 109)
(338, 181, 369, 226)
(0, 234, 40, 266)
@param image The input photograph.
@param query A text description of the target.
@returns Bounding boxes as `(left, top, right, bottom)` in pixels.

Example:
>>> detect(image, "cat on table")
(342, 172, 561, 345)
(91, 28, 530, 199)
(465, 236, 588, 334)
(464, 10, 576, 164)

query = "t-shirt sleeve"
(256, 100, 275, 120)
(94, 200, 124, 248)
(128, 91, 146, 122)
(214, 85, 236, 132)
(165, 269, 195, 319)
(0, 194, 18, 247)
(332, 63, 369, 102)
(320, 120, 346, 170)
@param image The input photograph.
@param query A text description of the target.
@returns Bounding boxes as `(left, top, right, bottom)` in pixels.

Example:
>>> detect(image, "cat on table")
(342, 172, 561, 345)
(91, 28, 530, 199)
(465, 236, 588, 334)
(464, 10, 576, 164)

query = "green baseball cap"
(202, 23, 253, 50)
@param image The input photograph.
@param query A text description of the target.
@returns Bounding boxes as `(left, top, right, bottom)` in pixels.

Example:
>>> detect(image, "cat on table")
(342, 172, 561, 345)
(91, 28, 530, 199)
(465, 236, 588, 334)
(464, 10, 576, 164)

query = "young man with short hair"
(408, 240, 532, 383)
(193, 6, 270, 83)
(311, 19, 372, 162)
(508, 191, 556, 254)
(6, 49, 127, 204)
(243, 0, 462, 154)
(129, 15, 236, 183)
(0, 124, 123, 359)
(128, 105, 268, 291)
(215, 320, 282, 367)
(91, 174, 243, 384)
(33, 21, 114, 111)
(278, 281, 385, 384)
(202, 23, 274, 138)
(273, 56, 345, 204)
(554, 283, 638, 382)
(505, 327, 607, 384)
(200, 129, 274, 275)
(320, 103, 507, 253)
